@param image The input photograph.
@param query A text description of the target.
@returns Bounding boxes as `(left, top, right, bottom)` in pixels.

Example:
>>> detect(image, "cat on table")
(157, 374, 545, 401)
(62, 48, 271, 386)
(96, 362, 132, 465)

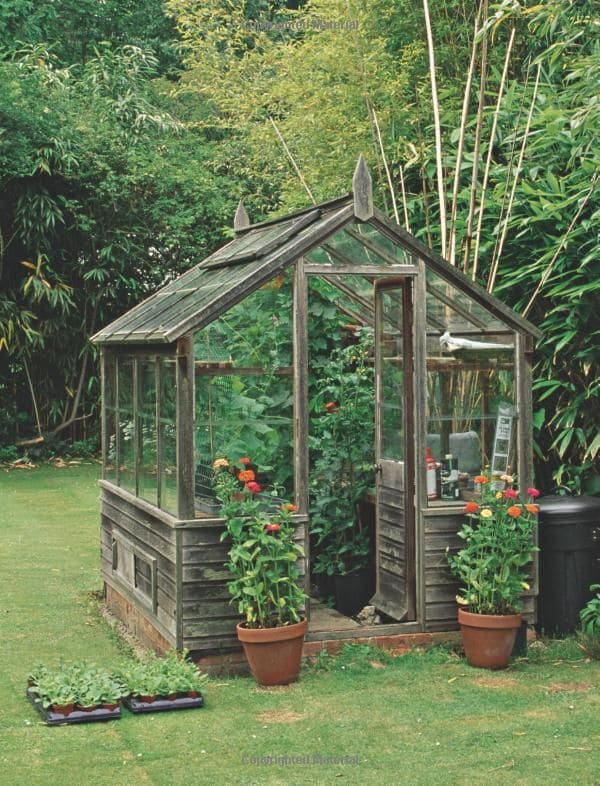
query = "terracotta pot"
(236, 619, 308, 686)
(458, 608, 522, 670)
(51, 703, 75, 716)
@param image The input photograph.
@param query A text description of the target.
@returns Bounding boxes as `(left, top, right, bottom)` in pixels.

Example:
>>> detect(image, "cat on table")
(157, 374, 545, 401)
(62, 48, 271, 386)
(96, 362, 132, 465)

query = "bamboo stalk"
(23, 358, 43, 438)
(371, 105, 400, 225)
(487, 62, 541, 293)
(268, 116, 316, 205)
(462, 0, 489, 274)
(398, 163, 411, 232)
(447, 8, 481, 265)
(522, 172, 599, 317)
(423, 0, 447, 254)
(488, 65, 530, 273)
(472, 25, 516, 281)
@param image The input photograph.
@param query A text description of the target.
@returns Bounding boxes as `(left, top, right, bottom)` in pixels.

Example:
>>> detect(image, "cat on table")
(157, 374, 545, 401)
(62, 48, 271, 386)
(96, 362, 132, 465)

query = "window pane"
(117, 358, 135, 494)
(195, 372, 293, 511)
(380, 290, 405, 461)
(159, 359, 177, 515)
(306, 220, 411, 267)
(425, 328, 516, 502)
(104, 353, 117, 482)
(138, 361, 157, 506)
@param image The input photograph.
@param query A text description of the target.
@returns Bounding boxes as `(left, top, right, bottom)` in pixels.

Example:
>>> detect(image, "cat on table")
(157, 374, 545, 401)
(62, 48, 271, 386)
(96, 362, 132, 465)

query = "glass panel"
(195, 371, 294, 511)
(194, 273, 293, 369)
(306, 220, 412, 267)
(425, 329, 517, 503)
(379, 290, 404, 461)
(138, 361, 157, 506)
(159, 359, 177, 514)
(117, 358, 135, 494)
(193, 274, 295, 513)
(104, 353, 117, 481)
(425, 267, 509, 333)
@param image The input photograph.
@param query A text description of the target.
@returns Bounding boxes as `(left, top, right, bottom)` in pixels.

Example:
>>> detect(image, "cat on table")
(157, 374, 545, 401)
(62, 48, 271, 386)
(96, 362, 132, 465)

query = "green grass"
(1, 465, 599, 786)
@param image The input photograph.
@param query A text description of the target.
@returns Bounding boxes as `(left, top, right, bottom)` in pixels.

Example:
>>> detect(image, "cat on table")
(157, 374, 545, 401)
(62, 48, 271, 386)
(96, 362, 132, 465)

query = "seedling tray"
(26, 691, 121, 726)
(123, 694, 204, 713)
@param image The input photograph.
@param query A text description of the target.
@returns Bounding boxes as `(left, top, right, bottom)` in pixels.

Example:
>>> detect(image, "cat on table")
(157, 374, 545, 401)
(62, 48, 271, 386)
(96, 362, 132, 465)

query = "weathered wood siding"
(179, 517, 308, 655)
(423, 508, 535, 631)
(100, 482, 178, 646)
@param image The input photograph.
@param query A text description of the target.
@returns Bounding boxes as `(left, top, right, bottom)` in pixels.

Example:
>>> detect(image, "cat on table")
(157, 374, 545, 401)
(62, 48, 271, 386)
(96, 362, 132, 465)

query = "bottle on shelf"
(426, 447, 438, 500)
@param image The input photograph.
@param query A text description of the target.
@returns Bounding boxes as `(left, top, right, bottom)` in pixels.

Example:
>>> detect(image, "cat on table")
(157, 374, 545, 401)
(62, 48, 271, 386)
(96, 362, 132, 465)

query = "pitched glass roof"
(91, 194, 541, 346)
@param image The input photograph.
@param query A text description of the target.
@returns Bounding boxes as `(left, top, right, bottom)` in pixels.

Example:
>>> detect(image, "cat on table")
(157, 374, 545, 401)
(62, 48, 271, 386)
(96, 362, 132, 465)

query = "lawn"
(1, 465, 598, 786)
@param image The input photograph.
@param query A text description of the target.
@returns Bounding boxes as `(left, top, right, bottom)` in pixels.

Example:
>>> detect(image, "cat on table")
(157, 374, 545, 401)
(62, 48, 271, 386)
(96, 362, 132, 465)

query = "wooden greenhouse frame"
(91, 157, 541, 659)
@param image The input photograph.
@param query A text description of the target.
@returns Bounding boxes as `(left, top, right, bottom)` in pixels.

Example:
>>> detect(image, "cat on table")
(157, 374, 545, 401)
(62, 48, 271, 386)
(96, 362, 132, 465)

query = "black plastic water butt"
(537, 493, 600, 634)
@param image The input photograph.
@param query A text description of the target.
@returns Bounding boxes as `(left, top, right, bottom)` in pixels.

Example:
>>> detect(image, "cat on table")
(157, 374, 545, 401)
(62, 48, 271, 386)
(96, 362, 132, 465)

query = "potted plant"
(309, 329, 375, 615)
(447, 471, 540, 669)
(215, 458, 308, 686)
(117, 650, 207, 709)
(28, 662, 126, 718)
(578, 584, 600, 660)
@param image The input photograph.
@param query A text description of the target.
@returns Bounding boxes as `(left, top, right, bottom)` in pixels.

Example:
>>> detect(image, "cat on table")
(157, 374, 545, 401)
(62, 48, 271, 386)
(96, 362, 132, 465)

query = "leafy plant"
(29, 662, 126, 709)
(117, 650, 208, 698)
(309, 329, 374, 576)
(447, 471, 540, 615)
(578, 584, 600, 661)
(215, 459, 307, 628)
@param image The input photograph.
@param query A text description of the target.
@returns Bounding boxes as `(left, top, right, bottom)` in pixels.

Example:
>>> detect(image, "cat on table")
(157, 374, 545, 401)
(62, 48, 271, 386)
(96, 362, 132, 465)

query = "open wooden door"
(370, 278, 416, 621)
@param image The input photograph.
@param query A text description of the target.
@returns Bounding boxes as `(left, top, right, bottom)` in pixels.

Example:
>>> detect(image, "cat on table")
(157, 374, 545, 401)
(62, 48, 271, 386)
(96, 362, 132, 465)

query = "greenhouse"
(91, 157, 541, 657)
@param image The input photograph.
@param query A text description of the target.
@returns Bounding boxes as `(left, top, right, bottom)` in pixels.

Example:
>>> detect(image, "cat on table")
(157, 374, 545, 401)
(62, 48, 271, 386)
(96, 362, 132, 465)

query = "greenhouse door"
(371, 278, 416, 621)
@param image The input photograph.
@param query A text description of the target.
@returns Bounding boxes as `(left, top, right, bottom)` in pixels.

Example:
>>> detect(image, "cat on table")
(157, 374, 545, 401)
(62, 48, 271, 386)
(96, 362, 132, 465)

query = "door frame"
(373, 277, 417, 621)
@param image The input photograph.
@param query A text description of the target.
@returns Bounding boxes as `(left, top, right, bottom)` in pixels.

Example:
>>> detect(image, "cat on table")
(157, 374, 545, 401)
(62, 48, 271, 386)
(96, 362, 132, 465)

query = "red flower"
(525, 503, 540, 514)
(246, 481, 262, 494)
(238, 469, 256, 482)
(239, 457, 251, 465)
(527, 487, 540, 498)
(284, 504, 298, 512)
(265, 523, 281, 533)
(474, 475, 488, 484)
(464, 501, 479, 513)
(507, 505, 522, 518)
(325, 401, 338, 413)
(504, 488, 518, 499)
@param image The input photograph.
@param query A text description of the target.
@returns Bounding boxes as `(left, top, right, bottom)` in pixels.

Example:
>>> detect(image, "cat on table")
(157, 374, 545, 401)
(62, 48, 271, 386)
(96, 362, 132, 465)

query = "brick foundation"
(105, 584, 173, 655)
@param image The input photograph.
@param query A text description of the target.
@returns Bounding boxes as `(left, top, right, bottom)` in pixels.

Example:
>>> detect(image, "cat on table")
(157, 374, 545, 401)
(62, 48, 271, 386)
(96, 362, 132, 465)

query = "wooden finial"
(233, 200, 250, 231)
(352, 154, 373, 221)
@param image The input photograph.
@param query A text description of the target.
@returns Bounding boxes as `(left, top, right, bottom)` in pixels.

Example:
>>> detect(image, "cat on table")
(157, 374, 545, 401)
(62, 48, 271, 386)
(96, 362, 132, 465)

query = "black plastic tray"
(26, 691, 121, 725)
(123, 694, 204, 713)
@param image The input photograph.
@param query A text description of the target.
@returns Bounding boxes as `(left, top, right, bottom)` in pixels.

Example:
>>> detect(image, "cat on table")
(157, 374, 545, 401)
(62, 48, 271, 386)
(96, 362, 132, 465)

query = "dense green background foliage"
(0, 0, 597, 490)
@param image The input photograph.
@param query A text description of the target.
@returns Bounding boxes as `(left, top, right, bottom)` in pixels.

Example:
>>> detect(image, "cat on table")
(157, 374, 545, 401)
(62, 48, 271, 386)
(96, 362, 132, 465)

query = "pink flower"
(527, 487, 540, 498)
(504, 488, 518, 499)
(246, 481, 262, 494)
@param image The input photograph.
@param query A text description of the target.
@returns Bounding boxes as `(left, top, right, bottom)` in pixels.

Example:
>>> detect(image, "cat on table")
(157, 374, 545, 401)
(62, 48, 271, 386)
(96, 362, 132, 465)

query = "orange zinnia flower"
(507, 505, 522, 518)
(525, 503, 539, 514)
(238, 469, 256, 482)
(284, 504, 298, 512)
(474, 475, 488, 484)
(464, 501, 479, 513)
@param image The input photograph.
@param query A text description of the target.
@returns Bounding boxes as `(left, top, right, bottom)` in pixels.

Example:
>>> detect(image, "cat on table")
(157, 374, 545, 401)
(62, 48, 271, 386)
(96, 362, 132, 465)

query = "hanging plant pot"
(236, 619, 308, 686)
(458, 608, 522, 670)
